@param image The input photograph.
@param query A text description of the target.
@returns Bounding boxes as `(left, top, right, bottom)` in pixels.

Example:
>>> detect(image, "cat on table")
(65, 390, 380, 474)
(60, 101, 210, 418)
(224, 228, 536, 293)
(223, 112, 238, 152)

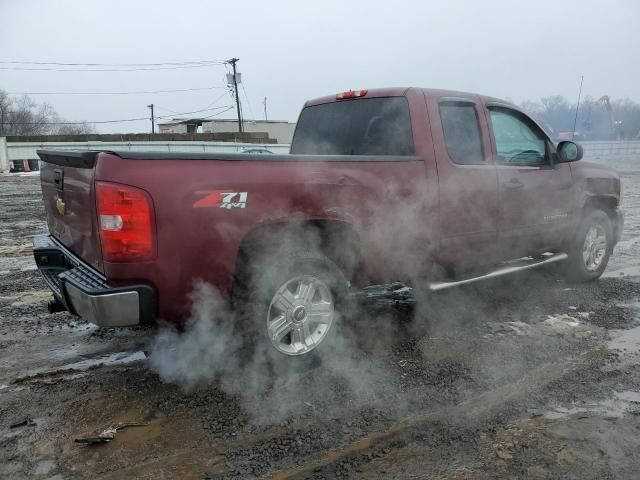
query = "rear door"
(427, 95, 499, 274)
(485, 104, 576, 257)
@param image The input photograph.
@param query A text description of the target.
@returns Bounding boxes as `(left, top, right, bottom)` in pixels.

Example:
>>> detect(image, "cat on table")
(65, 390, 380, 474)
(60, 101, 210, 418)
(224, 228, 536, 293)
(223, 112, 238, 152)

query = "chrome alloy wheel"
(267, 275, 335, 356)
(582, 224, 607, 272)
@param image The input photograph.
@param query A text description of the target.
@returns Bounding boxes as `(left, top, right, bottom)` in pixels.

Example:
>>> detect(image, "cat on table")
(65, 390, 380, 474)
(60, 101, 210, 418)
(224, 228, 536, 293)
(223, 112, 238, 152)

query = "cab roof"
(303, 87, 517, 110)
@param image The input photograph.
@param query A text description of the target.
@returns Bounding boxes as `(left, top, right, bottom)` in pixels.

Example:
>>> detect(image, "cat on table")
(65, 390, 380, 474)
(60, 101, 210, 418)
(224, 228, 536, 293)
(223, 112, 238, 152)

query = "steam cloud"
(148, 279, 401, 423)
(146, 110, 586, 424)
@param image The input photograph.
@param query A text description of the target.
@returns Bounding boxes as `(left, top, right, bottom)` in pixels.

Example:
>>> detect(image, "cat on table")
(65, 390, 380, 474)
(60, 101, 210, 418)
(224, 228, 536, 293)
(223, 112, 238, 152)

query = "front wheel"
(563, 210, 613, 282)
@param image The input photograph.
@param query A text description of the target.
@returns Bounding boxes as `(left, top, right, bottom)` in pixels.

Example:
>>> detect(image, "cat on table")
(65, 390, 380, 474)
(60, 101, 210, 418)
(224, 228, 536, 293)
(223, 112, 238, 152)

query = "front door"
(486, 105, 577, 257)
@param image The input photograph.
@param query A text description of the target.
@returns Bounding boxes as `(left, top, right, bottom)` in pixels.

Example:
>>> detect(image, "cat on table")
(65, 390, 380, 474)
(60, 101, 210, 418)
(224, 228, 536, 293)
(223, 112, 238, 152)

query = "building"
(158, 118, 296, 144)
(158, 118, 208, 134)
(203, 119, 296, 144)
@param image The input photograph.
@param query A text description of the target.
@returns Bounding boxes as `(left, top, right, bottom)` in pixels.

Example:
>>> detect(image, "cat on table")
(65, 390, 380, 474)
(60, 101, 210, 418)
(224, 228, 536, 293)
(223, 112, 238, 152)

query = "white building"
(203, 119, 296, 144)
(157, 118, 205, 134)
(158, 118, 296, 144)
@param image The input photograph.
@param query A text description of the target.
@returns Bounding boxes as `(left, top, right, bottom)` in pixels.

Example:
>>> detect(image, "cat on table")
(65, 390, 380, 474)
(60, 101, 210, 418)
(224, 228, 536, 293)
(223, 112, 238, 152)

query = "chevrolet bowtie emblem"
(56, 197, 66, 215)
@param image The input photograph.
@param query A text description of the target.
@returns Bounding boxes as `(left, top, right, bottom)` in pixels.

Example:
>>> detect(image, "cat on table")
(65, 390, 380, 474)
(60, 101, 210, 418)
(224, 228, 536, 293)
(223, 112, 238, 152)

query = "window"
(489, 108, 547, 166)
(290, 97, 414, 156)
(439, 102, 484, 164)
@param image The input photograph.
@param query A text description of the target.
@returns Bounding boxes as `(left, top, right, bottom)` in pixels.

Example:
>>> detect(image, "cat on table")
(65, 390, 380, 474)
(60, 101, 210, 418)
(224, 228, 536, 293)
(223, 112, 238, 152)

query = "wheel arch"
(233, 219, 361, 293)
(582, 195, 618, 218)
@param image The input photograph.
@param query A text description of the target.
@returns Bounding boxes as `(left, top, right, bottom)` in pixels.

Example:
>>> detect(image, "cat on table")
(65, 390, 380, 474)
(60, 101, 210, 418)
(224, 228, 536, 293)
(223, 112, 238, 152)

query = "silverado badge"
(56, 197, 66, 216)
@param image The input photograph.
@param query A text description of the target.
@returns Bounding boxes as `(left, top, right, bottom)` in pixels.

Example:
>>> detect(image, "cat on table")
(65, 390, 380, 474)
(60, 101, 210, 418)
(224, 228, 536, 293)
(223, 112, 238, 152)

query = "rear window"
(290, 97, 415, 156)
(439, 102, 484, 165)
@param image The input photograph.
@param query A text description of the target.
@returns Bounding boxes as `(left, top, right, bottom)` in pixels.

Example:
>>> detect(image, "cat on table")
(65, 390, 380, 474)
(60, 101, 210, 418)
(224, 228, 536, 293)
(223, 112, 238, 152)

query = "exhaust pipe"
(48, 298, 67, 314)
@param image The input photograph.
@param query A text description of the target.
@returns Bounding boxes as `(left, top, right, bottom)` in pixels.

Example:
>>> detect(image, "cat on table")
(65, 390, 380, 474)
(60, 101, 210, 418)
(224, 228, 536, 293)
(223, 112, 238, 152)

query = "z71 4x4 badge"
(193, 191, 248, 209)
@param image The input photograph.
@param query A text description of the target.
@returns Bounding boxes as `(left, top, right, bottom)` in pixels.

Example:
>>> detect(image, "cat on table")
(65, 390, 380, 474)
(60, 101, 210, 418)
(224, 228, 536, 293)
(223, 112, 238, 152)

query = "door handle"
(503, 178, 524, 190)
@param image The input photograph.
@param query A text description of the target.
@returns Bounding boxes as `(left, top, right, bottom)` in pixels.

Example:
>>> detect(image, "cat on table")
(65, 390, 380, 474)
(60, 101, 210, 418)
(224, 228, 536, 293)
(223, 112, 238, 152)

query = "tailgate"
(37, 150, 104, 273)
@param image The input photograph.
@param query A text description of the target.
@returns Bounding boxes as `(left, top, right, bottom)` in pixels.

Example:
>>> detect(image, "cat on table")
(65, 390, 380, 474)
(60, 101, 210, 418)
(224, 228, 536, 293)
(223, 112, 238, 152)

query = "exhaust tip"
(47, 299, 67, 314)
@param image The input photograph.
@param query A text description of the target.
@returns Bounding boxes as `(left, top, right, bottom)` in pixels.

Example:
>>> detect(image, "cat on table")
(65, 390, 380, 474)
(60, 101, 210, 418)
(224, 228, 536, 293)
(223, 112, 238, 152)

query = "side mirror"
(557, 141, 583, 162)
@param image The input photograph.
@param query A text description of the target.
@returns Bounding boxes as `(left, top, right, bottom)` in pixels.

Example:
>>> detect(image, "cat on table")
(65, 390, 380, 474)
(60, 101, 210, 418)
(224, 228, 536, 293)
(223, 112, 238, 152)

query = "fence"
(579, 141, 640, 161)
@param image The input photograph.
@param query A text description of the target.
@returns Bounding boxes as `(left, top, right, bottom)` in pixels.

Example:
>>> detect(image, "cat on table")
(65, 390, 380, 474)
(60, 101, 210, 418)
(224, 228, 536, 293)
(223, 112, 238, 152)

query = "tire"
(563, 210, 613, 282)
(234, 251, 351, 366)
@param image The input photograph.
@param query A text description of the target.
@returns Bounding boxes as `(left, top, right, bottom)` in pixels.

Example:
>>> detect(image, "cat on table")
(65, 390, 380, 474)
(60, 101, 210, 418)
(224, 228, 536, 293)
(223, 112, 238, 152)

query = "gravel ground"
(1, 160, 640, 480)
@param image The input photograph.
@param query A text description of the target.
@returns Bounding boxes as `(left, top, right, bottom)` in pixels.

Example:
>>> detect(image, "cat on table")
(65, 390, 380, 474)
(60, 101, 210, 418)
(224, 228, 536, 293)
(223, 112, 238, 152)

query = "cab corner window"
(489, 108, 547, 166)
(438, 102, 484, 165)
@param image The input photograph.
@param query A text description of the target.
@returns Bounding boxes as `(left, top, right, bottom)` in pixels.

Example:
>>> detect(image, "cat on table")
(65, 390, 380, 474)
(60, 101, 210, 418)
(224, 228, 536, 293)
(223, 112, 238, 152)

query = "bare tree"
(0, 89, 96, 136)
(51, 121, 97, 135)
(521, 94, 640, 140)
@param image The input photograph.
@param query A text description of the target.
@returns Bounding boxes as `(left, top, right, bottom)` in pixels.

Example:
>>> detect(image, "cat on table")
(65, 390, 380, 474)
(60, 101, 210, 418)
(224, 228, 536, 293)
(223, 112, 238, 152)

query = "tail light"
(336, 89, 368, 100)
(96, 181, 155, 262)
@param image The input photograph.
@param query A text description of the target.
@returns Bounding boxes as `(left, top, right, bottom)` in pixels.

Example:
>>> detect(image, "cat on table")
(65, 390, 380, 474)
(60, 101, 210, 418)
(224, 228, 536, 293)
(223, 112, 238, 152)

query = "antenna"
(571, 76, 584, 140)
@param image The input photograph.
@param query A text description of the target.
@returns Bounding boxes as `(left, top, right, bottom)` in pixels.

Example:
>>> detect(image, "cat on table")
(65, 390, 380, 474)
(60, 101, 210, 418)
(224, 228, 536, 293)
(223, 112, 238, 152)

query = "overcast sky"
(1, 0, 638, 133)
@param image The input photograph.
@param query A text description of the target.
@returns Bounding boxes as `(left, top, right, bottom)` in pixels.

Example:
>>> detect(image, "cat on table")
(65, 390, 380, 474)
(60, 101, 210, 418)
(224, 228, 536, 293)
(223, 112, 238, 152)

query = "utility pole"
(147, 104, 155, 134)
(263, 97, 268, 121)
(226, 58, 243, 133)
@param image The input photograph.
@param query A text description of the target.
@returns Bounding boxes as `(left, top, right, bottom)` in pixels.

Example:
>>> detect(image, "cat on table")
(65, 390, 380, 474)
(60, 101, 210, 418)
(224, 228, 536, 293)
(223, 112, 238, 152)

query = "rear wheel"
(267, 273, 337, 356)
(235, 252, 350, 364)
(563, 210, 613, 282)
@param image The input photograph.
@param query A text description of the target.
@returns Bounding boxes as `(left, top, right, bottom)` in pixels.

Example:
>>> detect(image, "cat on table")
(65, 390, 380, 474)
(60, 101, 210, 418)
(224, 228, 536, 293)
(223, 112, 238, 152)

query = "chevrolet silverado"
(34, 87, 623, 357)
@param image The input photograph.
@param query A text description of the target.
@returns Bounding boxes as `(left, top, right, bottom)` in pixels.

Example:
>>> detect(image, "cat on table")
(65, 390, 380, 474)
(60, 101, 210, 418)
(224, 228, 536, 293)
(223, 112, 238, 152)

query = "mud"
(1, 160, 640, 479)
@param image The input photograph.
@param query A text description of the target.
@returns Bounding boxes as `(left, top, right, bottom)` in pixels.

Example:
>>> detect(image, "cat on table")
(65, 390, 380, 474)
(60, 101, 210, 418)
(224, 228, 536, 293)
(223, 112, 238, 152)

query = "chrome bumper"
(32, 234, 155, 327)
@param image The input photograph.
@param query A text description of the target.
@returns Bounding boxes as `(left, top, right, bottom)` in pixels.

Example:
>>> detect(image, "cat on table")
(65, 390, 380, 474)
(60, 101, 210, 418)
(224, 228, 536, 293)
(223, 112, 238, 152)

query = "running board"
(428, 253, 568, 292)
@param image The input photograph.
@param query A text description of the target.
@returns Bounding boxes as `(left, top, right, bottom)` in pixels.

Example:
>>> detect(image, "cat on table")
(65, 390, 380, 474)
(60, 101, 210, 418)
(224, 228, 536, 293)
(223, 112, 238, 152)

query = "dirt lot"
(2, 162, 640, 480)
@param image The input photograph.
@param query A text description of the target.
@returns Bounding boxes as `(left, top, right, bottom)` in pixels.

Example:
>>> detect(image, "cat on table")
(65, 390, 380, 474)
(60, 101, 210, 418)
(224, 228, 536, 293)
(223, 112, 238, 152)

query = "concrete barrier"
(1, 137, 290, 172)
(0, 137, 8, 172)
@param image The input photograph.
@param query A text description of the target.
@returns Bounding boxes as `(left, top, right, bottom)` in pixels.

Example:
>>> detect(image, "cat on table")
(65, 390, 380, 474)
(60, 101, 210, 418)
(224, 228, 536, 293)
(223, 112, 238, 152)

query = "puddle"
(603, 264, 640, 278)
(608, 324, 640, 354)
(607, 301, 640, 355)
(545, 390, 640, 419)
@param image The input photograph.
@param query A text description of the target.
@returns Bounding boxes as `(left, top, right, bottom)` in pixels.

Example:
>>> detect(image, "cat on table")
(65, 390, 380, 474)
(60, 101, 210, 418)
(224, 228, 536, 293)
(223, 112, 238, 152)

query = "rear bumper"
(613, 207, 624, 245)
(32, 234, 155, 327)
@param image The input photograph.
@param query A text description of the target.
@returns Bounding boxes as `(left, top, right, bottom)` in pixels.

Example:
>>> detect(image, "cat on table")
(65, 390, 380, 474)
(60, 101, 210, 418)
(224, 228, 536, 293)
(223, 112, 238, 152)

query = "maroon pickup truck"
(34, 87, 623, 358)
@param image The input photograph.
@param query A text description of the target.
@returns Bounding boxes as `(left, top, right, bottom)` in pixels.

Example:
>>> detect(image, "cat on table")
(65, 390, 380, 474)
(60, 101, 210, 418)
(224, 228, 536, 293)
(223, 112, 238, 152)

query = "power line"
(156, 104, 232, 119)
(0, 104, 235, 126)
(197, 106, 236, 120)
(153, 105, 180, 115)
(0, 64, 225, 72)
(241, 82, 255, 121)
(0, 60, 226, 66)
(156, 91, 234, 119)
(5, 86, 226, 95)
(0, 117, 147, 125)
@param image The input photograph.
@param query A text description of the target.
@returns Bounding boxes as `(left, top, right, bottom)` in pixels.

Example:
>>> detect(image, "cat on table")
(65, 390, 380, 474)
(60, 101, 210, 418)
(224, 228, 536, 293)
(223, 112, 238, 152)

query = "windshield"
(290, 96, 414, 156)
